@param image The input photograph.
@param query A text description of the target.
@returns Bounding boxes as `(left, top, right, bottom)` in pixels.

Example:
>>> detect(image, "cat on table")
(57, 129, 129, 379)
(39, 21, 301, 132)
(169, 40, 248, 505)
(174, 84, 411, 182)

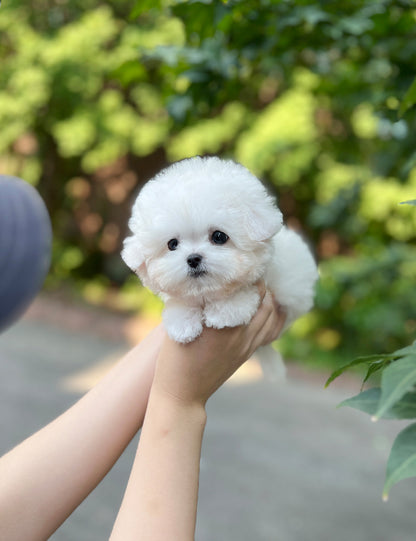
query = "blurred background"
(1, 0, 416, 368)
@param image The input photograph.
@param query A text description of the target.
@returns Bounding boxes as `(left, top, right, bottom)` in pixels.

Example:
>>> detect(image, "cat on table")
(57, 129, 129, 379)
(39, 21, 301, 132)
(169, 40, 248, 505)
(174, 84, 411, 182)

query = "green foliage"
(325, 353, 398, 389)
(280, 243, 416, 368)
(327, 342, 416, 498)
(125, 0, 416, 366)
(0, 2, 173, 183)
(374, 353, 416, 421)
(0, 0, 415, 365)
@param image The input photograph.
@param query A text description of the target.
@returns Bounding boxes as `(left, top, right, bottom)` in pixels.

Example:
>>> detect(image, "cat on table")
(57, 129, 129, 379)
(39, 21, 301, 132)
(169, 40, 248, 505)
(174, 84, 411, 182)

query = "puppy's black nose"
(187, 254, 203, 269)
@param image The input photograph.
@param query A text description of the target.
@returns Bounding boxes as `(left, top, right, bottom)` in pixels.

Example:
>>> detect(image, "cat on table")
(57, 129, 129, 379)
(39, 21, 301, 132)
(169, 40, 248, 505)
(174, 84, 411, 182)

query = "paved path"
(1, 315, 416, 540)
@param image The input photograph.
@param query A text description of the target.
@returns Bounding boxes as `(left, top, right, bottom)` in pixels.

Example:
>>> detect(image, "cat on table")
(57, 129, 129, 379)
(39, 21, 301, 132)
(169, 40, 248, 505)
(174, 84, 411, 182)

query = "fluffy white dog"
(122, 156, 318, 375)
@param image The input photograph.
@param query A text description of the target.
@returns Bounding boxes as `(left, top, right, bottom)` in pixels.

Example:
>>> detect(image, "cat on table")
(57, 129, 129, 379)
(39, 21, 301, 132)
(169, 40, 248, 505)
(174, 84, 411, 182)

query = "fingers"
(248, 289, 287, 352)
(249, 289, 273, 334)
(260, 303, 285, 345)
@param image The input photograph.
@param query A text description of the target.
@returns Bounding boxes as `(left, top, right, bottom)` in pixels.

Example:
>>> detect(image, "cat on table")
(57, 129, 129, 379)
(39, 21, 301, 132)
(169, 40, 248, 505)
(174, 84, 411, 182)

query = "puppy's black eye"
(211, 231, 229, 245)
(167, 238, 179, 251)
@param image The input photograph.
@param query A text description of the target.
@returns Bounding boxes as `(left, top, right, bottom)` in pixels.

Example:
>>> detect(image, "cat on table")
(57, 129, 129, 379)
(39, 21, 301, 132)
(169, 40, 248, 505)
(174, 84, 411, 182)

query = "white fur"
(122, 156, 318, 375)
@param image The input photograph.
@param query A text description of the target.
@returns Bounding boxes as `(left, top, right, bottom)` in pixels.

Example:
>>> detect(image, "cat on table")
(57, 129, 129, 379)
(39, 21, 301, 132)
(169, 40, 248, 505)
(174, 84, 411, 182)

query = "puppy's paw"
(163, 303, 203, 344)
(204, 288, 260, 329)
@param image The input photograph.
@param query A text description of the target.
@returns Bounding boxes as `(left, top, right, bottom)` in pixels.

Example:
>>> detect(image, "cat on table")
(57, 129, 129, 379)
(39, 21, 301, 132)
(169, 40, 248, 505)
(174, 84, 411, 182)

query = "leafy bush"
(0, 0, 415, 366)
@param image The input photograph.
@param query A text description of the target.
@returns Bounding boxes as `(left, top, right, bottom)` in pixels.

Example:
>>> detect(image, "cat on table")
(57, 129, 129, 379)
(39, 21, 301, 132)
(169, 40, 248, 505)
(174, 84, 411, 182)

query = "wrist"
(148, 385, 208, 428)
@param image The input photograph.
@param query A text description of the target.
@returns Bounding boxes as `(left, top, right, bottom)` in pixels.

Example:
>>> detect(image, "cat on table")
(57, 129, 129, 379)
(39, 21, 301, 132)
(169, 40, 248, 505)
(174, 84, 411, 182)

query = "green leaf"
(374, 355, 416, 421)
(325, 353, 395, 388)
(325, 344, 416, 388)
(383, 423, 416, 501)
(340, 387, 416, 420)
(399, 77, 416, 117)
(361, 361, 388, 387)
(340, 387, 381, 416)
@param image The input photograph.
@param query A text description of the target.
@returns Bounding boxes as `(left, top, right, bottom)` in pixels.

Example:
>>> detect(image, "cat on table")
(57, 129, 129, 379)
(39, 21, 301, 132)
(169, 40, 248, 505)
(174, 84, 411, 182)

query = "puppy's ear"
(245, 204, 283, 241)
(121, 235, 144, 271)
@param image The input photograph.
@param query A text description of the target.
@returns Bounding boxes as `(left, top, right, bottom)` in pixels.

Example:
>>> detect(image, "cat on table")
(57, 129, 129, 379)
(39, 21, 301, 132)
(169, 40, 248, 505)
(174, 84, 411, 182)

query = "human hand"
(152, 283, 286, 408)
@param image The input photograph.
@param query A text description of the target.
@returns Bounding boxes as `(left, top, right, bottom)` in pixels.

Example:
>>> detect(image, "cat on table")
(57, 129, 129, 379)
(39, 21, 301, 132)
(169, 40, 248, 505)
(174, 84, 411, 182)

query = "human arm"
(0, 325, 165, 541)
(110, 288, 285, 541)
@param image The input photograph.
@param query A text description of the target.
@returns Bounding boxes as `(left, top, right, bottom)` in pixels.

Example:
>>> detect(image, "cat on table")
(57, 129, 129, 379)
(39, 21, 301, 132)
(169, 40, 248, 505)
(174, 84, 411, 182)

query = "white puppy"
(122, 156, 318, 375)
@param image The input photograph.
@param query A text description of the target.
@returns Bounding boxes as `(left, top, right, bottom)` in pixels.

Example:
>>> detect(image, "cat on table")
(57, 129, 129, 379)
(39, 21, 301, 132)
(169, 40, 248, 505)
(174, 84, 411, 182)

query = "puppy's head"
(122, 157, 283, 298)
